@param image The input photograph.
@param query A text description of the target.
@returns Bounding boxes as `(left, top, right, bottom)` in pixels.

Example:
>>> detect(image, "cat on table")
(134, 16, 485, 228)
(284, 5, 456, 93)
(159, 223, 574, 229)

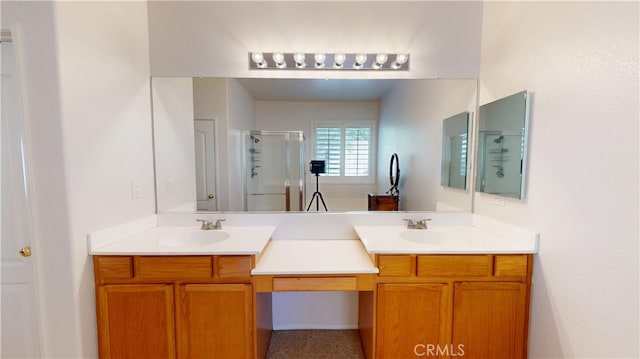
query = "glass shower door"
(243, 131, 304, 211)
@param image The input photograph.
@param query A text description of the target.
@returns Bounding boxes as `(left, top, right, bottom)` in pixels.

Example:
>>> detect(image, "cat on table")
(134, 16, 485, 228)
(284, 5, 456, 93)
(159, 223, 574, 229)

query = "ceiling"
(236, 78, 400, 101)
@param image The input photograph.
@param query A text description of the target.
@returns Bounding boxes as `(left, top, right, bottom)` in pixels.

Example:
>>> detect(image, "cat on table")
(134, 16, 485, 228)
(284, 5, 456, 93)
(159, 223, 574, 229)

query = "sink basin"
(399, 229, 453, 245)
(158, 230, 230, 247)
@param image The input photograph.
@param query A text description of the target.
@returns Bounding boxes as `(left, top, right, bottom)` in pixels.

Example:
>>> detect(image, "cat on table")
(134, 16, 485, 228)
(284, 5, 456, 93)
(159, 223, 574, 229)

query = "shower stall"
(476, 130, 524, 197)
(243, 130, 304, 211)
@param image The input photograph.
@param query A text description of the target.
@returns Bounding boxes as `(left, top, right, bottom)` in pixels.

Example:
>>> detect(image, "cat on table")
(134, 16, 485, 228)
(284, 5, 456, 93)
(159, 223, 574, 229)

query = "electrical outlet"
(131, 180, 141, 199)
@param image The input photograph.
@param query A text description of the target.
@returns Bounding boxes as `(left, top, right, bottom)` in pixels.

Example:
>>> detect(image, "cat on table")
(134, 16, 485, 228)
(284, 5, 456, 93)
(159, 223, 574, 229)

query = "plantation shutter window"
(312, 122, 375, 182)
(344, 127, 370, 176)
(315, 127, 342, 176)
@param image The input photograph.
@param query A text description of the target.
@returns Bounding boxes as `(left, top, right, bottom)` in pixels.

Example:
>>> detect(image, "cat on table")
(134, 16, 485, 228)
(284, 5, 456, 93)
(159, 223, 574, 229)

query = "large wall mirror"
(475, 91, 530, 199)
(152, 77, 478, 213)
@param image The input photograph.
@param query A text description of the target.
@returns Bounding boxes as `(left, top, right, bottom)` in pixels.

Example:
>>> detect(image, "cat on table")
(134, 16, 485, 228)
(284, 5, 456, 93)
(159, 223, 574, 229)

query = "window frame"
(310, 120, 376, 184)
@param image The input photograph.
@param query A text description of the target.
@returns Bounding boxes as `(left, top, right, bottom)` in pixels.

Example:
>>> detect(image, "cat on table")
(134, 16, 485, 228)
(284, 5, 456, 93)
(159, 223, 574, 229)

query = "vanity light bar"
(249, 53, 409, 71)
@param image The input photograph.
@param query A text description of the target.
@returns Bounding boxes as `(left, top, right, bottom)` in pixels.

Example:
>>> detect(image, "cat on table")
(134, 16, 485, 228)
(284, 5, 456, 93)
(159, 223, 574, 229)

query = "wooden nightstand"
(367, 193, 399, 211)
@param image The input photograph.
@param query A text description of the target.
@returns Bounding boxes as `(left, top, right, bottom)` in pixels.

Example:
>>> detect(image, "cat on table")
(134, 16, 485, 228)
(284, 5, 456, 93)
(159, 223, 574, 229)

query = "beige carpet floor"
(266, 330, 366, 359)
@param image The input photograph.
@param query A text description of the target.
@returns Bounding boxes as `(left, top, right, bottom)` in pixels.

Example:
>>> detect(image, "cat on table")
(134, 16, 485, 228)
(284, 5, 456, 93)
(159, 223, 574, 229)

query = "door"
(194, 119, 217, 211)
(452, 282, 528, 359)
(376, 283, 449, 359)
(178, 284, 253, 359)
(97, 284, 176, 359)
(1, 29, 43, 358)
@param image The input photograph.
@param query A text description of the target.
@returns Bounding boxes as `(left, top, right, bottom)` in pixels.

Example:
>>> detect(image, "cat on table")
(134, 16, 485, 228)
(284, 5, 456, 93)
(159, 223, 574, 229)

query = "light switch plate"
(166, 178, 175, 193)
(131, 180, 141, 199)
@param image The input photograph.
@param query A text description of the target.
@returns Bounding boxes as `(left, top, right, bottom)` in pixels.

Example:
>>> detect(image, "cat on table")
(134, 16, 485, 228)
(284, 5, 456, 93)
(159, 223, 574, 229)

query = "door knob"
(208, 194, 215, 199)
(19, 246, 32, 257)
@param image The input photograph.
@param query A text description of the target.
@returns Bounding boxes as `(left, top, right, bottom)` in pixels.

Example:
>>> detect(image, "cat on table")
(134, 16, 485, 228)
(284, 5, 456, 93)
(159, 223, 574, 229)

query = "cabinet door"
(376, 283, 448, 359)
(97, 284, 176, 359)
(452, 282, 528, 359)
(179, 284, 253, 359)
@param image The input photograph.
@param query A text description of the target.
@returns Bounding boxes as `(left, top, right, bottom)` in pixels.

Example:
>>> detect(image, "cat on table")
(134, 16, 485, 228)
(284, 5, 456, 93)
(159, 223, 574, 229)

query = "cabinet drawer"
(494, 255, 528, 278)
(95, 256, 133, 279)
(136, 256, 213, 280)
(217, 256, 253, 279)
(417, 255, 491, 277)
(378, 255, 415, 276)
(272, 277, 358, 291)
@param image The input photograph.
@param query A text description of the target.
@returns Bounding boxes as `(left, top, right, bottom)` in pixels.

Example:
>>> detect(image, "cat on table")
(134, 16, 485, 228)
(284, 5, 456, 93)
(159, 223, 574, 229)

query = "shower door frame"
(242, 130, 305, 211)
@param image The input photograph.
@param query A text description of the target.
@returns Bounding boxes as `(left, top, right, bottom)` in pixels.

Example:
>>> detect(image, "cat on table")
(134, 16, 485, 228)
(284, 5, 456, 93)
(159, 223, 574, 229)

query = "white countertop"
(252, 239, 379, 275)
(354, 225, 537, 254)
(88, 214, 538, 274)
(89, 226, 276, 255)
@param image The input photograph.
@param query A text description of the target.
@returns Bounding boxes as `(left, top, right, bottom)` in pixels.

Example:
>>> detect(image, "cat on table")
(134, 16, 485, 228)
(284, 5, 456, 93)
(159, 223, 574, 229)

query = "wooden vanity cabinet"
(93, 255, 255, 359)
(97, 284, 176, 358)
(376, 283, 449, 358)
(371, 254, 532, 359)
(179, 284, 253, 358)
(451, 282, 528, 358)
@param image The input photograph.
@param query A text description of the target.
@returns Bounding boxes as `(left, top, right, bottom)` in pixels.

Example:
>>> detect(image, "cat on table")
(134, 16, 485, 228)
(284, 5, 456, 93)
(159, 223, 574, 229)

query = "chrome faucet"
(196, 219, 225, 230)
(404, 218, 431, 229)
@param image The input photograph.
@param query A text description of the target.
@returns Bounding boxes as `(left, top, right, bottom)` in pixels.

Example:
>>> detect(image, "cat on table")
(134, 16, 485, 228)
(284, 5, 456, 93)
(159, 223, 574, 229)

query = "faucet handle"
(196, 219, 211, 230)
(214, 219, 226, 228)
(403, 218, 415, 229)
(417, 219, 432, 229)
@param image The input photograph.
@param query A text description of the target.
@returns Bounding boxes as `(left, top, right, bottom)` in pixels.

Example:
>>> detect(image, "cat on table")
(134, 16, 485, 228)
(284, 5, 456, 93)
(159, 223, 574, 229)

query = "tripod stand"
(306, 173, 328, 211)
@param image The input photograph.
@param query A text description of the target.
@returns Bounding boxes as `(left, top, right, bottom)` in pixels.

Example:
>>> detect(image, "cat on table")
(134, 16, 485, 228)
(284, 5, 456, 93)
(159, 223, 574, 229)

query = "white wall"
(56, 3, 154, 357)
(152, 77, 196, 212)
(227, 79, 256, 210)
(477, 2, 639, 358)
(147, 1, 482, 79)
(255, 100, 379, 211)
(3, 2, 155, 357)
(378, 79, 477, 211)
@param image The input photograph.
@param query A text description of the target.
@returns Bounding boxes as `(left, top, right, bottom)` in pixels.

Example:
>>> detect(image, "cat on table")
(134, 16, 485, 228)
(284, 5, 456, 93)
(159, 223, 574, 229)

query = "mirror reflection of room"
(152, 78, 478, 213)
(441, 111, 470, 190)
(476, 91, 530, 199)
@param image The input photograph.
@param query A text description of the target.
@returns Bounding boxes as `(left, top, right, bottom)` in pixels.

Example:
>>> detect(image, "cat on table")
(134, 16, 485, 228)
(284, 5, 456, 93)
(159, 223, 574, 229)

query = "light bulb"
(354, 53, 367, 69)
(333, 53, 346, 68)
(395, 54, 409, 64)
(272, 53, 286, 68)
(293, 53, 306, 68)
(373, 53, 388, 69)
(314, 53, 326, 68)
(391, 54, 409, 69)
(251, 52, 264, 64)
(251, 52, 268, 68)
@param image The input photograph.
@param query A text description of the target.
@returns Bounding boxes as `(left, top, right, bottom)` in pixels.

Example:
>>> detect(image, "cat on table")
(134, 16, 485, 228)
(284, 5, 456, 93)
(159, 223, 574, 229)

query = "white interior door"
(1, 30, 42, 358)
(194, 119, 217, 211)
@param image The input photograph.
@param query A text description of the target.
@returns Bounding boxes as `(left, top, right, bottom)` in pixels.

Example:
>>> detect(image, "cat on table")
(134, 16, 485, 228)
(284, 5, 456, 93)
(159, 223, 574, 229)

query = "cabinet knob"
(19, 246, 32, 257)
(208, 193, 215, 199)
